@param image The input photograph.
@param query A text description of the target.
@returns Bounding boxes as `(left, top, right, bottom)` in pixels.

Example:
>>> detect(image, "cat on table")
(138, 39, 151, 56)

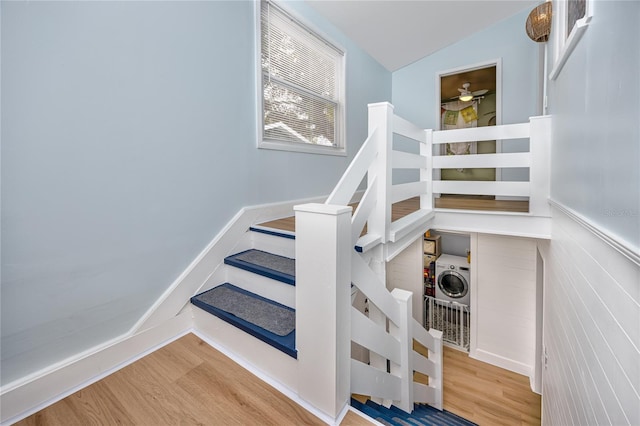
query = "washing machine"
(435, 254, 470, 306)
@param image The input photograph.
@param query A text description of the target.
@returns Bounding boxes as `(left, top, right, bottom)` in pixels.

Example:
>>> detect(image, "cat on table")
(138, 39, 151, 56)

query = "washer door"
(437, 270, 469, 299)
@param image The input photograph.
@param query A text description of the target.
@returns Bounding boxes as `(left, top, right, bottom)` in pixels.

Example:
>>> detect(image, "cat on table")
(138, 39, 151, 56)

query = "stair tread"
(191, 283, 296, 358)
(249, 225, 296, 240)
(225, 249, 295, 285)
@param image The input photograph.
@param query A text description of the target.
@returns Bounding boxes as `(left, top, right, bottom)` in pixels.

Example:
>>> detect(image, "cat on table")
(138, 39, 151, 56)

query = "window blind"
(260, 0, 343, 147)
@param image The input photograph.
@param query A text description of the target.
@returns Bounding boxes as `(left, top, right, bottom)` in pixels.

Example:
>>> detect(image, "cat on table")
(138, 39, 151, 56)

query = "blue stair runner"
(249, 226, 296, 240)
(351, 398, 477, 426)
(224, 249, 295, 285)
(191, 240, 298, 358)
(191, 283, 296, 358)
(191, 243, 298, 358)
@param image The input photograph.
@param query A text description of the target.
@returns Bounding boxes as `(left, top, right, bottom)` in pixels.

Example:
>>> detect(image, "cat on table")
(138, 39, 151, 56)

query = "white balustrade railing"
(430, 115, 551, 216)
(294, 102, 550, 420)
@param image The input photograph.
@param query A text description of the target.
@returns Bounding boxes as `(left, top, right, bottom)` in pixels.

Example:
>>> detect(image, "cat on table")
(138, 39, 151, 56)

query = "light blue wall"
(1, 0, 391, 384)
(392, 8, 540, 182)
(547, 1, 639, 251)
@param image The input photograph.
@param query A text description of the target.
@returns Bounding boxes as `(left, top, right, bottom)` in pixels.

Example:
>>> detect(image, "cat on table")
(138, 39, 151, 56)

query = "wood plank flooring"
(443, 347, 540, 425)
(16, 334, 326, 426)
(17, 334, 540, 426)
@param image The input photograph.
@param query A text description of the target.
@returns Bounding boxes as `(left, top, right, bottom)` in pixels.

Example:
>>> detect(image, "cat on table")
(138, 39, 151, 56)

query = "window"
(549, 0, 593, 80)
(258, 0, 345, 155)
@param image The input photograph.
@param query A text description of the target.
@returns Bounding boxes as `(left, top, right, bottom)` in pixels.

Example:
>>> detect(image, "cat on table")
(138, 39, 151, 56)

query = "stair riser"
(192, 308, 298, 390)
(249, 230, 296, 259)
(221, 229, 295, 264)
(225, 266, 295, 308)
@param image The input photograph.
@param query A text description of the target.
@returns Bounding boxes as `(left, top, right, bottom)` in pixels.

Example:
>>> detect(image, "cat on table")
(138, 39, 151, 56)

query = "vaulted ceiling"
(306, 0, 538, 72)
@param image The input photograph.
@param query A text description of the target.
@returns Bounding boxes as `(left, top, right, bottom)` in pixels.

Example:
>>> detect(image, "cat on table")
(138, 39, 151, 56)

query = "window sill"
(258, 139, 346, 156)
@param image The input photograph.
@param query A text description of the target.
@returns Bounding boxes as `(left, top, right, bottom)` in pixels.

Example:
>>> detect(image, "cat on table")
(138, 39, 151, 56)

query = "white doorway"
(435, 59, 502, 185)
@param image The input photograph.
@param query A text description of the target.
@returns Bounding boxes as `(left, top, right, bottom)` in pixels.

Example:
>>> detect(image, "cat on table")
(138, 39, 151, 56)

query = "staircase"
(188, 102, 447, 423)
(350, 398, 477, 426)
(191, 226, 298, 358)
(184, 102, 550, 424)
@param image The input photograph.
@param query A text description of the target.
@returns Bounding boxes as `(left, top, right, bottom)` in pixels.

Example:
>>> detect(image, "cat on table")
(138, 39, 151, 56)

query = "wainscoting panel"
(541, 205, 640, 426)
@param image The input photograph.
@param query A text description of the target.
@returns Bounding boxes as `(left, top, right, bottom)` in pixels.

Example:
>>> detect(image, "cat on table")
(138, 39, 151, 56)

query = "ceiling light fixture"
(457, 82, 474, 102)
(526, 1, 552, 42)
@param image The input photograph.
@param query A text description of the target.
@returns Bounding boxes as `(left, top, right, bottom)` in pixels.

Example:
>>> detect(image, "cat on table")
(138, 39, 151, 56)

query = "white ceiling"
(306, 0, 538, 72)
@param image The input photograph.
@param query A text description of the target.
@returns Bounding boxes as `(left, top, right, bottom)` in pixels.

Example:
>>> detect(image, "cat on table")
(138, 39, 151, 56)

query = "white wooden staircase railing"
(293, 102, 551, 420)
(295, 102, 442, 418)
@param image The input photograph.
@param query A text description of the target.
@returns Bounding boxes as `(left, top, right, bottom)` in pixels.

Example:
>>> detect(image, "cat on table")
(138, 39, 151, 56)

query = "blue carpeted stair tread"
(249, 226, 296, 240)
(225, 249, 295, 285)
(191, 283, 296, 358)
(351, 398, 476, 426)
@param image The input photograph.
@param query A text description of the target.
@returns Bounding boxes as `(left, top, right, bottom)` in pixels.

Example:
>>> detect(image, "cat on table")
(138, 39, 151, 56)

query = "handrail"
(351, 177, 377, 245)
(326, 128, 378, 206)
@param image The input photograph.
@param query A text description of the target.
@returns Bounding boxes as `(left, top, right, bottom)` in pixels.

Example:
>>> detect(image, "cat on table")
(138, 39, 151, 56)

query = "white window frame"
(255, 0, 346, 156)
(549, 0, 593, 80)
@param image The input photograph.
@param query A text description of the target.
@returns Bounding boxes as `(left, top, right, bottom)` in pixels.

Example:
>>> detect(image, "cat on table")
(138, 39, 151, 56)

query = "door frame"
(435, 58, 503, 182)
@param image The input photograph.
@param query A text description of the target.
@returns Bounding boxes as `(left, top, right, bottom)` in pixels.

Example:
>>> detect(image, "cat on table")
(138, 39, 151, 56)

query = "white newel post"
(421, 128, 434, 210)
(390, 288, 414, 413)
(294, 203, 352, 420)
(429, 328, 444, 410)
(367, 102, 393, 243)
(529, 115, 552, 217)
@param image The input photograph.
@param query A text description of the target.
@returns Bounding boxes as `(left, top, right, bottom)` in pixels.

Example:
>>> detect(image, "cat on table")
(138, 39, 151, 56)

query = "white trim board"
(470, 348, 533, 379)
(548, 199, 640, 266)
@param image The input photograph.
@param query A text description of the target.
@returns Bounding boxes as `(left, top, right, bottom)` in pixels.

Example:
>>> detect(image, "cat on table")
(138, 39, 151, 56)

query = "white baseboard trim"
(470, 348, 533, 382)
(0, 312, 192, 426)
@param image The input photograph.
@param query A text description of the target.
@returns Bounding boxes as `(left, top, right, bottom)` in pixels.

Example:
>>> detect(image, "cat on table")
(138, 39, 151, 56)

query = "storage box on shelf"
(423, 235, 441, 258)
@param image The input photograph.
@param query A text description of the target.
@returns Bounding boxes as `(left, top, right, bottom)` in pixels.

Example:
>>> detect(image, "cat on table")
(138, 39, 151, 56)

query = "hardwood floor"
(17, 334, 540, 426)
(16, 334, 326, 426)
(443, 347, 540, 425)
